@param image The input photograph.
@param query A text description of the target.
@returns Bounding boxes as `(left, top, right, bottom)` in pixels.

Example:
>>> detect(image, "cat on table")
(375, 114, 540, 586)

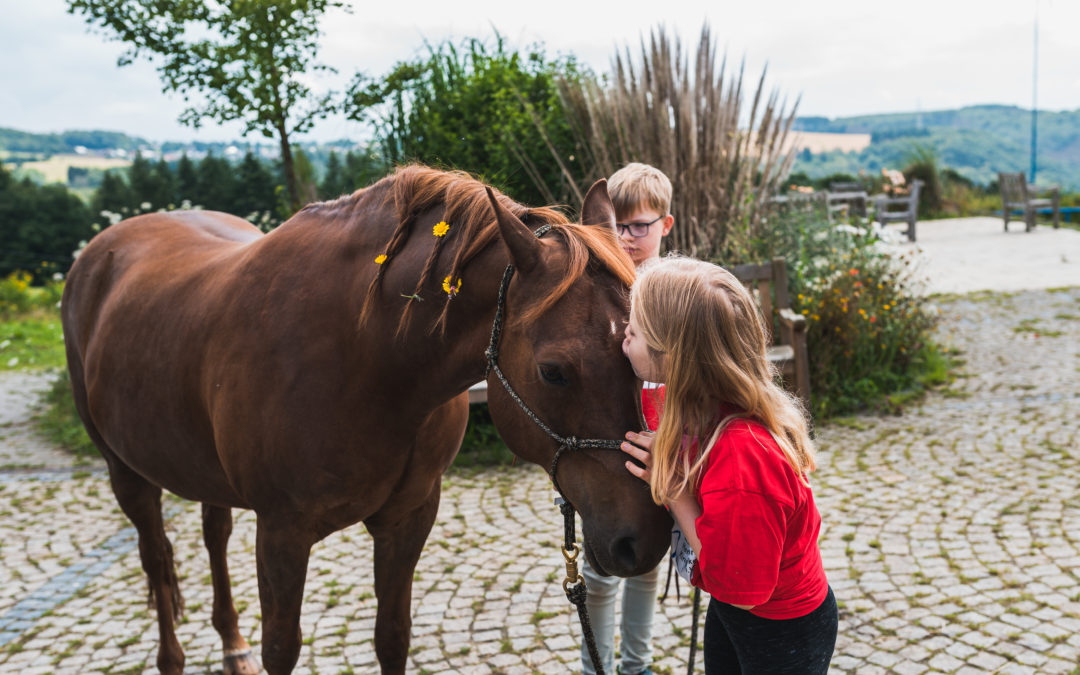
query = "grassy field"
(0, 311, 66, 371)
(6, 153, 131, 184)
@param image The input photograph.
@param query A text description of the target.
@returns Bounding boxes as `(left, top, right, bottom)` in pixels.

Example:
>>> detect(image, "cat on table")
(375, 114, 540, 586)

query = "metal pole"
(1030, 1, 1039, 184)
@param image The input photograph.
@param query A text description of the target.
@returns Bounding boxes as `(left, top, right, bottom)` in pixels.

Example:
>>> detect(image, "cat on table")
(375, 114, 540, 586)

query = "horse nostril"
(613, 535, 638, 571)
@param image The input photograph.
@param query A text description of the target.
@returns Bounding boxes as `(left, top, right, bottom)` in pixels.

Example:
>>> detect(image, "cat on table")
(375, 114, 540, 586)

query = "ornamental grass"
(541, 23, 797, 261)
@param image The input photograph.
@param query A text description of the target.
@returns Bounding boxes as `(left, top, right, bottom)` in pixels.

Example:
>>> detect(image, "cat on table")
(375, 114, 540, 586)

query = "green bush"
(37, 370, 98, 459)
(902, 145, 944, 217)
(454, 403, 514, 469)
(753, 202, 943, 418)
(351, 35, 582, 207)
(792, 241, 940, 417)
(0, 271, 34, 318)
(1, 271, 67, 320)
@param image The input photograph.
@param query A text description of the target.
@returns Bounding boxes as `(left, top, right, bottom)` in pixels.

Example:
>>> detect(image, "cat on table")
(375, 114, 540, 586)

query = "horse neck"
(415, 242, 510, 392)
(275, 196, 512, 400)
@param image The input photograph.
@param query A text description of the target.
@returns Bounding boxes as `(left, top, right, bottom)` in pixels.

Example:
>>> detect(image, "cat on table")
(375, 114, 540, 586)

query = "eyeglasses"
(615, 215, 664, 238)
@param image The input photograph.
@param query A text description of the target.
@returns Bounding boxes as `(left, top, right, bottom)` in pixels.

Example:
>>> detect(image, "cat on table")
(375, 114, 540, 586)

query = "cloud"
(3, 0, 1077, 143)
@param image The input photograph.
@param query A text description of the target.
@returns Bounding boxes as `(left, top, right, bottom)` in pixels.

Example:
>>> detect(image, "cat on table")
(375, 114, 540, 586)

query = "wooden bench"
(470, 257, 812, 409)
(874, 179, 923, 242)
(998, 172, 1060, 232)
(729, 257, 811, 408)
(826, 181, 869, 221)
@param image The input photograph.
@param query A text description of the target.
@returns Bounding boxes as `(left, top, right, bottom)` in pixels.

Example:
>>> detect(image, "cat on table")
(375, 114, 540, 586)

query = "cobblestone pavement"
(0, 286, 1078, 674)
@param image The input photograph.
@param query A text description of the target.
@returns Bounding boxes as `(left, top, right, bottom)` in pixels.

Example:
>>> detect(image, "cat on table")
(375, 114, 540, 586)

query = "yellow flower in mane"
(442, 275, 463, 297)
(374, 254, 387, 265)
(433, 221, 450, 237)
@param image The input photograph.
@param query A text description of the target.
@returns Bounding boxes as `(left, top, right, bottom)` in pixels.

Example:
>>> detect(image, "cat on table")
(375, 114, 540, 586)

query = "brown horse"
(61, 165, 671, 674)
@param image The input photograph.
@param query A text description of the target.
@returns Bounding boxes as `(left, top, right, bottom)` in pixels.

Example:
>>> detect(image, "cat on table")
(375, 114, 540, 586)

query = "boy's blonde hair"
(631, 256, 815, 506)
(608, 163, 672, 218)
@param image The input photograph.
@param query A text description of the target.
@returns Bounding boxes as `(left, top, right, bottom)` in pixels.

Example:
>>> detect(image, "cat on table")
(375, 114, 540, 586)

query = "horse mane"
(347, 164, 635, 335)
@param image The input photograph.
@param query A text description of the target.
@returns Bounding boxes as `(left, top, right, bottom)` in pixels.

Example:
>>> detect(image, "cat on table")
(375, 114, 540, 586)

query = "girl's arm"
(667, 491, 703, 555)
(622, 430, 755, 610)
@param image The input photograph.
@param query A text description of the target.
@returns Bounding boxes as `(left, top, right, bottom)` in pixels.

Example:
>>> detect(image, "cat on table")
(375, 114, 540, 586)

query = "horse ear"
(486, 186, 540, 273)
(580, 178, 616, 233)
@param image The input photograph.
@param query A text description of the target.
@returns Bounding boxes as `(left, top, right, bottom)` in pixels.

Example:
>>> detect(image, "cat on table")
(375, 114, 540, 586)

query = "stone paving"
(0, 257, 1079, 673)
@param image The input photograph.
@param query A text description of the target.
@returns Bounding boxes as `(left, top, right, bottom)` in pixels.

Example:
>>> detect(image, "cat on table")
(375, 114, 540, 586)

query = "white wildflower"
(833, 224, 866, 236)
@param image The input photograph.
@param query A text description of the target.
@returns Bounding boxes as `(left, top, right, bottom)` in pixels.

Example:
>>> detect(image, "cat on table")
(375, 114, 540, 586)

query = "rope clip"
(561, 542, 584, 594)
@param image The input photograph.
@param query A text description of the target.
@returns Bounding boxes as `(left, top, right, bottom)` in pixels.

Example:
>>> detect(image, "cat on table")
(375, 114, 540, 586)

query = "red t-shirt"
(689, 417, 828, 619)
(642, 384, 664, 430)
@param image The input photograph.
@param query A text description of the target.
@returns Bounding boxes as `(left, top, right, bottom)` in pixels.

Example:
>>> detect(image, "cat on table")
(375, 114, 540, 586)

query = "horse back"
(64, 210, 261, 369)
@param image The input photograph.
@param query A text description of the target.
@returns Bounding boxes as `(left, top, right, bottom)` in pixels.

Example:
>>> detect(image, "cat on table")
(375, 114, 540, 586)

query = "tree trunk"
(277, 123, 300, 214)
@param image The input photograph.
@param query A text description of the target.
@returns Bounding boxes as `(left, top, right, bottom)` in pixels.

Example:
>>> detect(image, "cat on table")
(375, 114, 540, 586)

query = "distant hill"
(791, 105, 1080, 190)
(0, 127, 363, 159)
(6, 105, 1079, 191)
(0, 128, 148, 155)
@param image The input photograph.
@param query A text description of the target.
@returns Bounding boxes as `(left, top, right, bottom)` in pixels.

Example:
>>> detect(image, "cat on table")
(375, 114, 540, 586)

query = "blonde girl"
(620, 256, 837, 674)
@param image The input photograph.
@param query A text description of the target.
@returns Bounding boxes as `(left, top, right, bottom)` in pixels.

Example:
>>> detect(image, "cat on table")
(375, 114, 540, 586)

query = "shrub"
(902, 144, 944, 217)
(787, 226, 940, 418)
(454, 403, 514, 469)
(0, 271, 34, 318)
(350, 35, 582, 207)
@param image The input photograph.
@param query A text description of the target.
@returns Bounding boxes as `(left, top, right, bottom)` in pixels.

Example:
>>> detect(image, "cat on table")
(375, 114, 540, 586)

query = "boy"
(581, 162, 674, 675)
(610, 163, 675, 268)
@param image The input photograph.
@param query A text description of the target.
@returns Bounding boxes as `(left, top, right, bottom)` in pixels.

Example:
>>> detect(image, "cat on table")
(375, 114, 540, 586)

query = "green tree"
(128, 154, 175, 210)
(234, 152, 277, 217)
(0, 165, 95, 280)
(320, 150, 345, 199)
(66, 0, 349, 212)
(153, 159, 177, 208)
(126, 153, 156, 209)
(92, 170, 134, 224)
(348, 35, 583, 206)
(195, 154, 237, 212)
(342, 147, 387, 192)
(286, 146, 318, 211)
(174, 154, 199, 205)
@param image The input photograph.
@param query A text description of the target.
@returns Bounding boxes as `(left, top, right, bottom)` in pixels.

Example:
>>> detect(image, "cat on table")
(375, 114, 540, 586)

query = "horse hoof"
(223, 649, 261, 675)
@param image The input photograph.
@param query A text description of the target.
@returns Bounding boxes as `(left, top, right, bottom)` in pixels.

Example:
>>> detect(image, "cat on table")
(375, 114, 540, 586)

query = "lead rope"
(483, 225, 624, 675)
(659, 551, 701, 675)
(688, 587, 701, 674)
(552, 445, 605, 672)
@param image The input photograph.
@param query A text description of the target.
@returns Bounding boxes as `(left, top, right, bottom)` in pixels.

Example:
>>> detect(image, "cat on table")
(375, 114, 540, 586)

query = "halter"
(482, 224, 625, 674)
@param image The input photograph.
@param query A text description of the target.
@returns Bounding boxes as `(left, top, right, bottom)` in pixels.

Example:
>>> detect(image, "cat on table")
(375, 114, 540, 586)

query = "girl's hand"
(621, 430, 655, 483)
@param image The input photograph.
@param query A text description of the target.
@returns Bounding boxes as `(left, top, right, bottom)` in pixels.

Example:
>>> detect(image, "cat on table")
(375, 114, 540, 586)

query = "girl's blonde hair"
(632, 256, 815, 505)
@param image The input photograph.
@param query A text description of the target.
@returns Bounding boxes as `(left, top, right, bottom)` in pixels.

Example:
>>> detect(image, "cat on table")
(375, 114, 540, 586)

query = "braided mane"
(347, 165, 634, 333)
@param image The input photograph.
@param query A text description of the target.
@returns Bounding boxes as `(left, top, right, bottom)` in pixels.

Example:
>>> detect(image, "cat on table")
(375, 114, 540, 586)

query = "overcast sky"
(2, 0, 1077, 144)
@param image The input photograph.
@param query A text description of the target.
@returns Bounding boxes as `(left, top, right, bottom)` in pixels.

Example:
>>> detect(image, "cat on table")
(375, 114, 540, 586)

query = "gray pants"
(580, 555, 661, 675)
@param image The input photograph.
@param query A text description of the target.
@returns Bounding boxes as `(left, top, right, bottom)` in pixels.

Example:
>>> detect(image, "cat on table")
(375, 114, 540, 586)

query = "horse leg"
(367, 487, 442, 674)
(107, 460, 185, 674)
(202, 504, 260, 675)
(254, 514, 315, 675)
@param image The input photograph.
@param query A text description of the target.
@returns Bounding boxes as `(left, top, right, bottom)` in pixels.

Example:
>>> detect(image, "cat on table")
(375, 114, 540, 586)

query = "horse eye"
(538, 363, 569, 386)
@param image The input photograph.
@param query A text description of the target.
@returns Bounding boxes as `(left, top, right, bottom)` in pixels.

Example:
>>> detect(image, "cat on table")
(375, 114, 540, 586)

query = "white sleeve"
(670, 522, 697, 583)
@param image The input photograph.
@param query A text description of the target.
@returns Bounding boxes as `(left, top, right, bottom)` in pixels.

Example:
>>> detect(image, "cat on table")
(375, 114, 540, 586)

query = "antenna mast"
(1030, 1, 1039, 183)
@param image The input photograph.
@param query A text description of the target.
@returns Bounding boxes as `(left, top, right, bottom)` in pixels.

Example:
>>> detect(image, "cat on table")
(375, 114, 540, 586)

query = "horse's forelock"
(514, 224, 636, 327)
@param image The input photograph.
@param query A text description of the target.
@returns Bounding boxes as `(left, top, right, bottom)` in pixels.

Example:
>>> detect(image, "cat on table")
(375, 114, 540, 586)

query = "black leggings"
(703, 586, 838, 674)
